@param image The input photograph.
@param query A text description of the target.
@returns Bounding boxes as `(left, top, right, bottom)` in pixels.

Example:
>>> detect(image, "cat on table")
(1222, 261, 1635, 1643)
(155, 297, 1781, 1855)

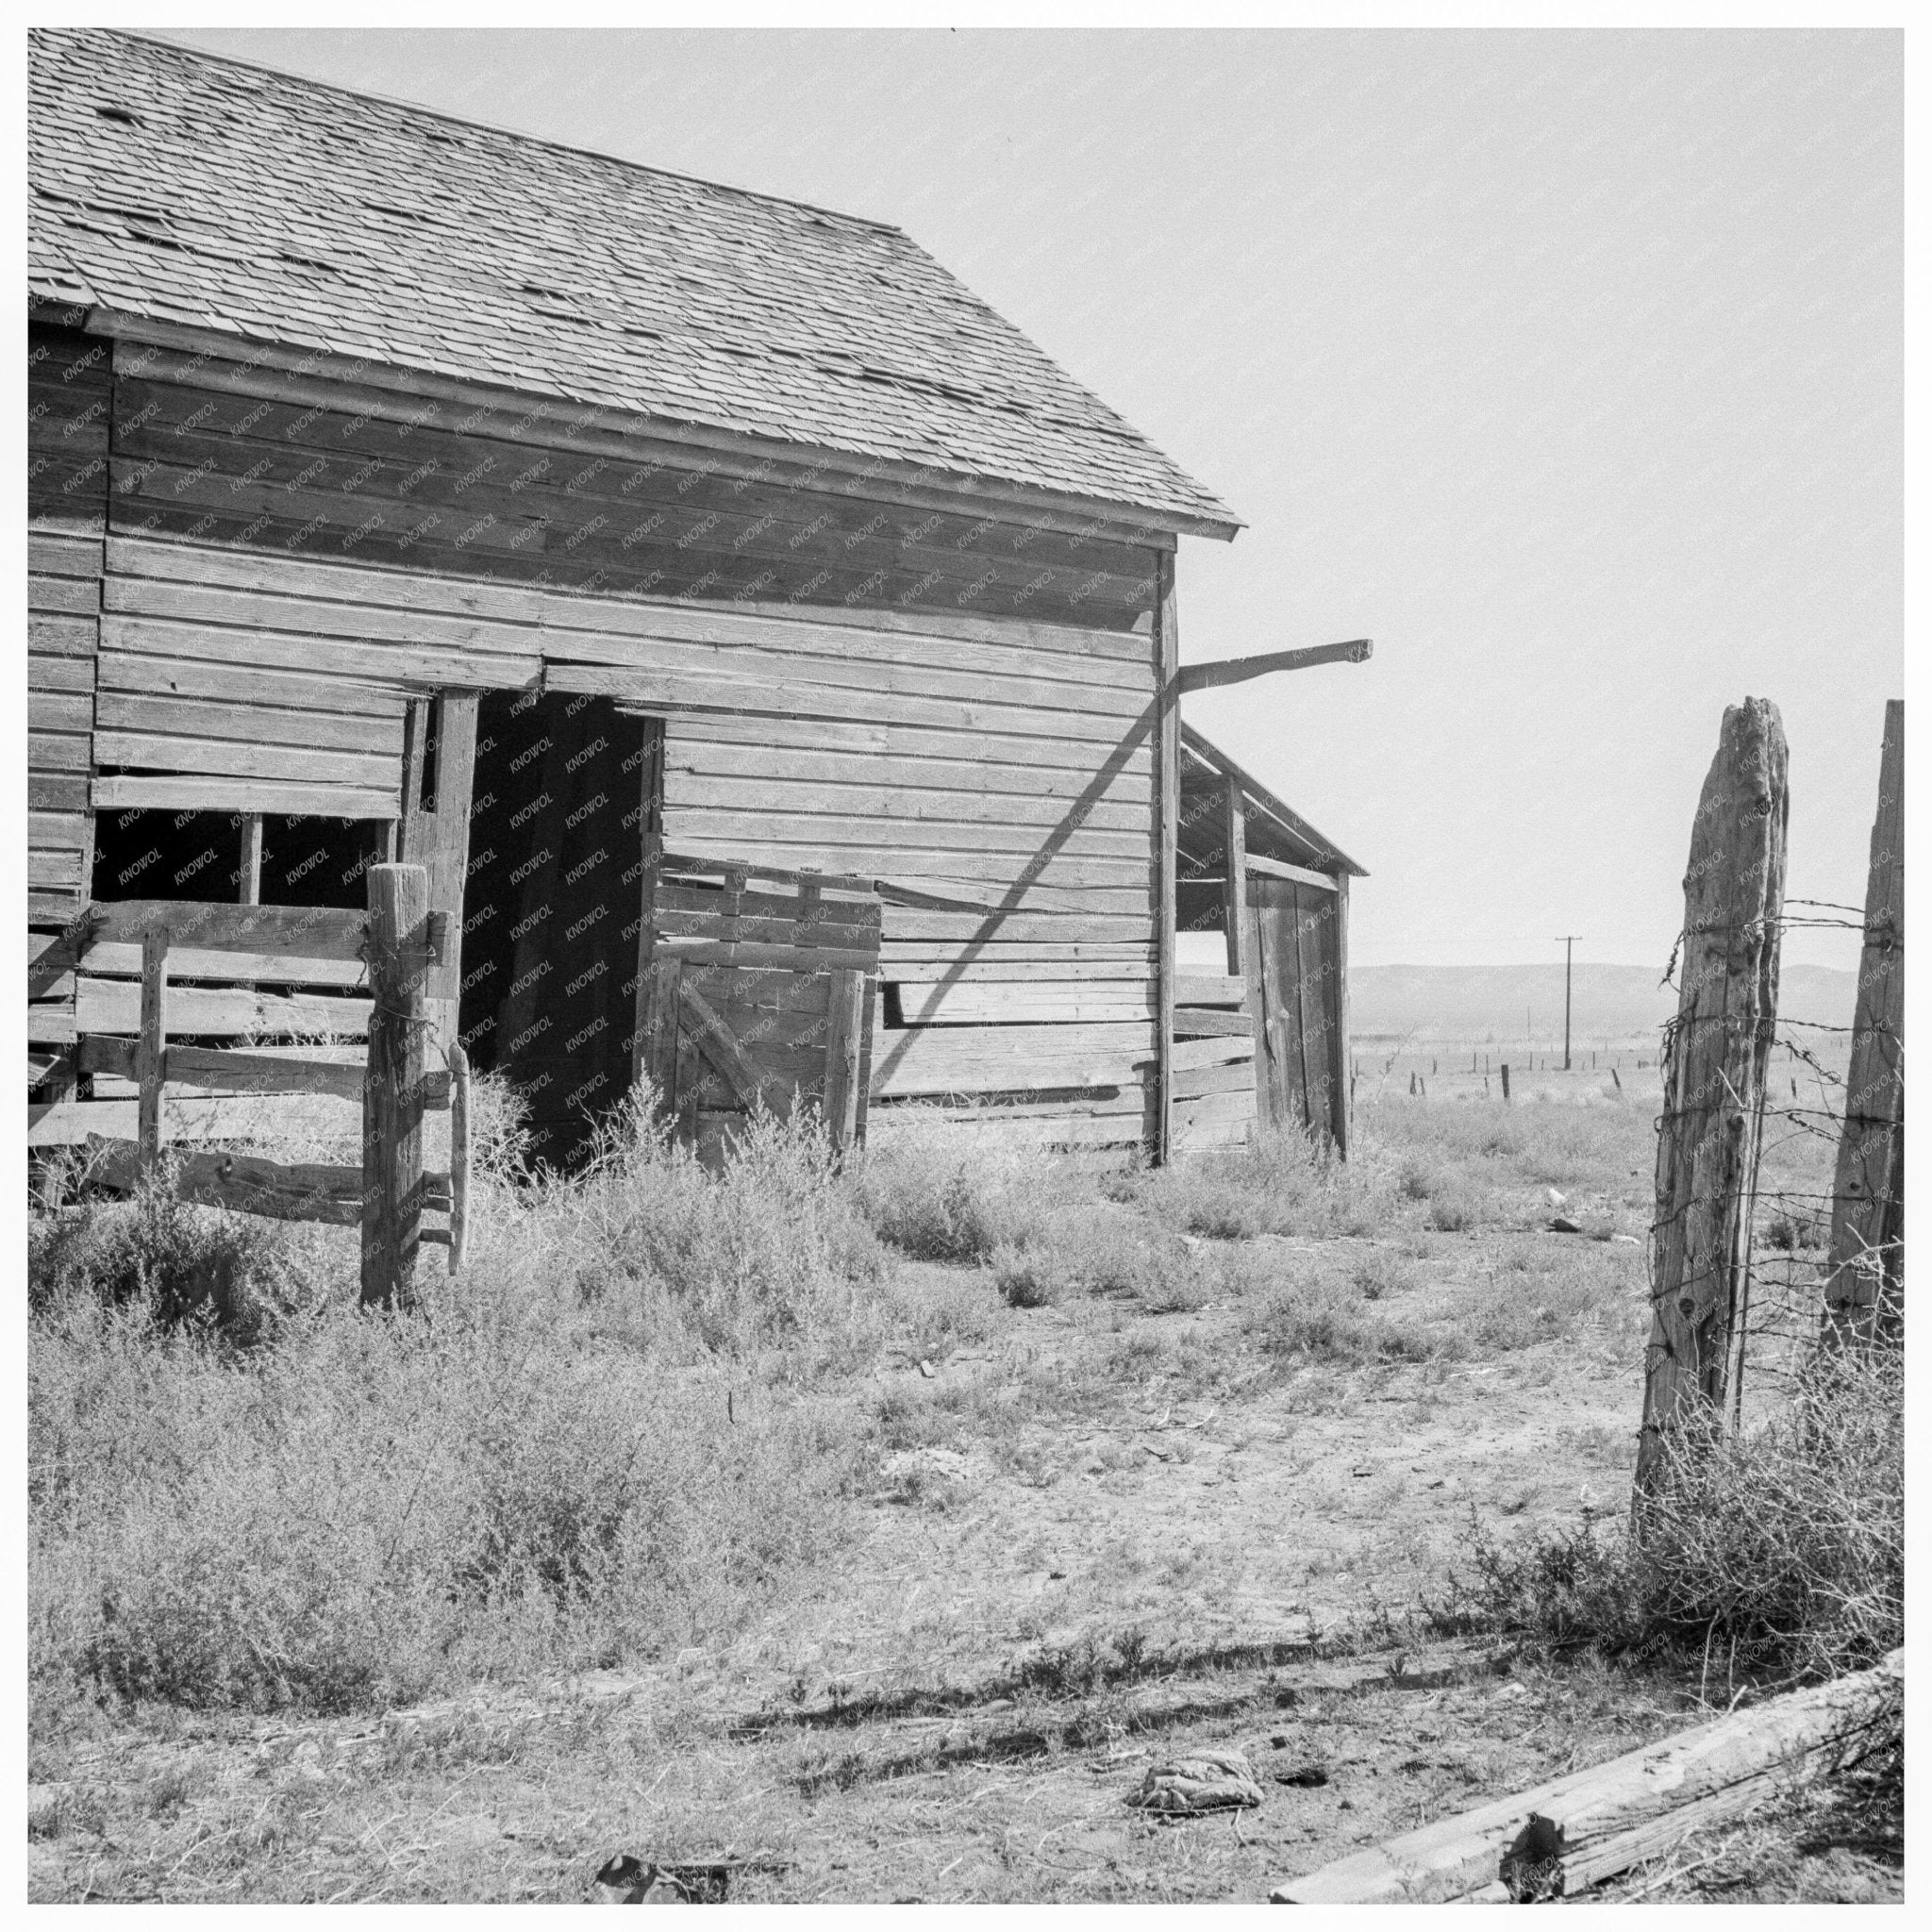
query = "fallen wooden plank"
(1272, 1649, 1903, 1903)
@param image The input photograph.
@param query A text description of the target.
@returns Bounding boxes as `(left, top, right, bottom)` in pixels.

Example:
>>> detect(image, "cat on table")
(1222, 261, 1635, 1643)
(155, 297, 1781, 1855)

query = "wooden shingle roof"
(29, 29, 1239, 538)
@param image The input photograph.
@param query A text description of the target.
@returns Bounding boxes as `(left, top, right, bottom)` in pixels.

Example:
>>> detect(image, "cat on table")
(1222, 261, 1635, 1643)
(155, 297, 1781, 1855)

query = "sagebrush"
(1435, 1343, 1903, 1687)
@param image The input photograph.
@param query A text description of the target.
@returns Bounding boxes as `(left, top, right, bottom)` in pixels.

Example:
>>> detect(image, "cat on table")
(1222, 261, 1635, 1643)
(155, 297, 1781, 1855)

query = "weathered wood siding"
(52, 343, 1168, 1146)
(109, 346, 1161, 634)
(29, 323, 108, 924)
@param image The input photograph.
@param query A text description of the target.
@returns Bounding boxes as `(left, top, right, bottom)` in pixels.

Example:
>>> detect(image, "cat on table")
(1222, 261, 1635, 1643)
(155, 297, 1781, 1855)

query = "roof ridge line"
(82, 26, 912, 242)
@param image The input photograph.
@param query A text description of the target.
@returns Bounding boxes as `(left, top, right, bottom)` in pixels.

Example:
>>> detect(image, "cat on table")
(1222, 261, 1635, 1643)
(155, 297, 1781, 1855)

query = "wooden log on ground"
(1638, 698, 1789, 1489)
(1824, 699, 1904, 1345)
(1272, 1649, 1902, 1903)
(362, 863, 429, 1309)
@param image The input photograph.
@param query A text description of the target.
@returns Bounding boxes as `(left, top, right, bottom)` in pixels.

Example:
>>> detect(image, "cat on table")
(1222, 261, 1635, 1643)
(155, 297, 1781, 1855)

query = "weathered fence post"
(1500, 1063, 1510, 1102)
(822, 967, 865, 1156)
(1636, 698, 1788, 1493)
(136, 926, 169, 1175)
(1823, 699, 1904, 1346)
(362, 863, 429, 1309)
(446, 1037, 471, 1277)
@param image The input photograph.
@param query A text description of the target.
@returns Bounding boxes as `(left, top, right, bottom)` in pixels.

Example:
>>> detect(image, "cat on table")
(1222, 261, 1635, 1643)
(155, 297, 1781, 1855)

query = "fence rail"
(29, 865, 467, 1307)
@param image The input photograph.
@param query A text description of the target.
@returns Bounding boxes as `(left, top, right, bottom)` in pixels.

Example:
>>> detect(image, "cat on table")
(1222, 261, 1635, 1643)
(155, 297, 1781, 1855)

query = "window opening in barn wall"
(90, 804, 388, 909)
(458, 689, 651, 1170)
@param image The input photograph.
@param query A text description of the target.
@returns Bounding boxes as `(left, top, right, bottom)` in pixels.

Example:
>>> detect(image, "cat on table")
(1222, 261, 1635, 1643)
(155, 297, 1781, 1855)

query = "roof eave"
(59, 299, 1243, 546)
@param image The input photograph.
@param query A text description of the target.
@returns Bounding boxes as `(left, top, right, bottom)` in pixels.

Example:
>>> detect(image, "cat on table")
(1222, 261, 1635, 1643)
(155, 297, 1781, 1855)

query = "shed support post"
(1330, 874, 1352, 1157)
(362, 862, 429, 1310)
(1155, 552, 1179, 1165)
(1221, 774, 1247, 979)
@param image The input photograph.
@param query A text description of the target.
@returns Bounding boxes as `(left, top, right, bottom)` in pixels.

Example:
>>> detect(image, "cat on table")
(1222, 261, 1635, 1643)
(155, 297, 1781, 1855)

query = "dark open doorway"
(458, 689, 651, 1169)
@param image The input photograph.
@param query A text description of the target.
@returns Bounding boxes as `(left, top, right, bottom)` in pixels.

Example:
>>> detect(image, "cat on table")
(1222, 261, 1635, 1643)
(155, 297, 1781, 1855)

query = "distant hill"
(1350, 962, 1857, 1044)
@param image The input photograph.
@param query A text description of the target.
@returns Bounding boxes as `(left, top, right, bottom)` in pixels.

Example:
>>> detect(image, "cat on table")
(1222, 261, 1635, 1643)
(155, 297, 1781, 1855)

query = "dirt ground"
(26, 1075, 1896, 1904)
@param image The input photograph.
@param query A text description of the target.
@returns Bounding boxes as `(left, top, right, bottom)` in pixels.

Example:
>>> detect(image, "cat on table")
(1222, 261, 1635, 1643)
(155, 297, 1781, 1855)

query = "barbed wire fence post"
(1636, 698, 1789, 1499)
(1823, 700, 1905, 1349)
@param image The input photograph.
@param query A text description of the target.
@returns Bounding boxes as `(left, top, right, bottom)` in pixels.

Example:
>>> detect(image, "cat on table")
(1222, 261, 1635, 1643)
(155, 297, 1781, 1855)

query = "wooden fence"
(639, 851, 881, 1166)
(28, 863, 467, 1307)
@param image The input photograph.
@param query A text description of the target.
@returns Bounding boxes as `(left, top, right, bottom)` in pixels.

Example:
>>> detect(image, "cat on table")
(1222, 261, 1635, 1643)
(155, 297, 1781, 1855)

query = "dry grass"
(27, 1085, 894, 1732)
(25, 1078, 1896, 1904)
(1431, 1344, 1903, 1689)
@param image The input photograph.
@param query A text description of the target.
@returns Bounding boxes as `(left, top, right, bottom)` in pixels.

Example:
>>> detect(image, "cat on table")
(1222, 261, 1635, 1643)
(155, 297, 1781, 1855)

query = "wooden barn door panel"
(1249, 872, 1341, 1149)
(636, 856, 879, 1163)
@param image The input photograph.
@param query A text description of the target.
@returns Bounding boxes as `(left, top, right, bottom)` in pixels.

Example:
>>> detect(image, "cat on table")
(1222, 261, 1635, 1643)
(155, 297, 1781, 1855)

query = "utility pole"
(1556, 935, 1583, 1073)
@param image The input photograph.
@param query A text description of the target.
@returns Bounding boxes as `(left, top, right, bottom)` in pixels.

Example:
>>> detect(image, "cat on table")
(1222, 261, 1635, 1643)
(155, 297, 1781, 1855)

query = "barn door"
(1247, 869, 1345, 1150)
(635, 854, 881, 1164)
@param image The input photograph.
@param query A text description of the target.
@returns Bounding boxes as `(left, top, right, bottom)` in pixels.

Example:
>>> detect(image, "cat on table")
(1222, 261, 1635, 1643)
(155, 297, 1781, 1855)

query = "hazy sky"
(169, 27, 1903, 971)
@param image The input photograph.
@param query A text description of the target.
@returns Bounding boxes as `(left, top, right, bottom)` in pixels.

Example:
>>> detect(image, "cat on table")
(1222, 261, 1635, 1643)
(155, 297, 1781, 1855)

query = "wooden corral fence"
(638, 852, 881, 1165)
(27, 862, 469, 1307)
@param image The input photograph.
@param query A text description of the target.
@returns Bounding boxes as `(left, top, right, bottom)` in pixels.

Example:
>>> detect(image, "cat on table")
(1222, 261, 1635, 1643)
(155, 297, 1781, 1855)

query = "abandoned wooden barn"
(27, 27, 1365, 1172)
